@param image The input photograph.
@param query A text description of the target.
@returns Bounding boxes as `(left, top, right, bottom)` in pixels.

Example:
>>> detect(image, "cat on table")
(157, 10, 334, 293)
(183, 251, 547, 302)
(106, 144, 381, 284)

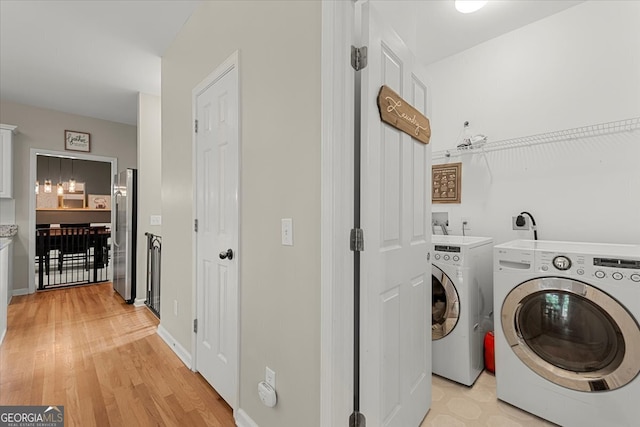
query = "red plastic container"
(484, 331, 495, 373)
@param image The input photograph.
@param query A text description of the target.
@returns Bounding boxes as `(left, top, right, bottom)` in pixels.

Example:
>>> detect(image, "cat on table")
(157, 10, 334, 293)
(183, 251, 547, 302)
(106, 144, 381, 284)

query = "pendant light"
(68, 158, 76, 192)
(455, 0, 487, 14)
(44, 157, 52, 193)
(57, 157, 64, 196)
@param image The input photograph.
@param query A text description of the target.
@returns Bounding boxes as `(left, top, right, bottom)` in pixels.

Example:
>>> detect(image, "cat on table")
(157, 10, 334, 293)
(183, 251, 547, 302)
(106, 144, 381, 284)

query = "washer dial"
(553, 255, 572, 271)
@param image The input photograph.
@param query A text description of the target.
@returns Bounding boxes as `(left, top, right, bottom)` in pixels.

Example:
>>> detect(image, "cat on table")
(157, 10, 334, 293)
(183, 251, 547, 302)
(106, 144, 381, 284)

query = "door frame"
(320, 1, 356, 425)
(28, 148, 117, 294)
(190, 50, 241, 411)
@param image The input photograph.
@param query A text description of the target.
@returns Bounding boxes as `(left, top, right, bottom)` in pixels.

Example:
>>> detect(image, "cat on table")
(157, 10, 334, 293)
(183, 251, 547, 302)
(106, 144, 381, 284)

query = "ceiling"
(0, 0, 202, 125)
(0, 0, 583, 126)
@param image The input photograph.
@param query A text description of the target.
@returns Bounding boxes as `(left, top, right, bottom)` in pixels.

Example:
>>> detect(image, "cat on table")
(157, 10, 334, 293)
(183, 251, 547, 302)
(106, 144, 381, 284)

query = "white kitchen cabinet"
(0, 238, 11, 344)
(0, 125, 18, 199)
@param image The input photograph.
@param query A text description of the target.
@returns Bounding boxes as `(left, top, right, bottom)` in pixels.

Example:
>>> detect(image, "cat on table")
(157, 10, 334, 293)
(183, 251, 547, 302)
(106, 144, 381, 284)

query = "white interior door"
(358, 2, 432, 426)
(195, 54, 239, 410)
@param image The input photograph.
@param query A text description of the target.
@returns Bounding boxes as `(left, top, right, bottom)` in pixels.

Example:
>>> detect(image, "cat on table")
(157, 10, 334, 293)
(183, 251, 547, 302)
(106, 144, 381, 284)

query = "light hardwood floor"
(0, 282, 234, 426)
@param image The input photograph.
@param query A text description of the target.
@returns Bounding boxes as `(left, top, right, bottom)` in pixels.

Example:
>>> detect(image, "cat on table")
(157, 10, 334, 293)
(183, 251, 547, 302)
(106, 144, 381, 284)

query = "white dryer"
(431, 235, 493, 386)
(494, 240, 640, 427)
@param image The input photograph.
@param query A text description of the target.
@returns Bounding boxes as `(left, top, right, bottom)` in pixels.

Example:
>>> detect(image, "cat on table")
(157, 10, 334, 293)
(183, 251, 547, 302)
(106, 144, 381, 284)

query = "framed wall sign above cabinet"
(65, 130, 91, 152)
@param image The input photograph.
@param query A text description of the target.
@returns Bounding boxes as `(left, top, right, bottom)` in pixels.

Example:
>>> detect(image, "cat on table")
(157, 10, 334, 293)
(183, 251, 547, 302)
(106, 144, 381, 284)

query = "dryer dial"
(553, 255, 572, 271)
(631, 273, 640, 282)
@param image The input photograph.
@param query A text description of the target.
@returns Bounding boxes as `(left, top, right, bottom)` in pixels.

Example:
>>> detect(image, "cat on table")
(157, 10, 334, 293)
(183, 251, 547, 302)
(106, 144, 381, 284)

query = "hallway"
(0, 282, 234, 426)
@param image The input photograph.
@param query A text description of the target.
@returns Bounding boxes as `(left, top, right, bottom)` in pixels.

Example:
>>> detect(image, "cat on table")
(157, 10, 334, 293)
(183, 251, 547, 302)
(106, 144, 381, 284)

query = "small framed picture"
(432, 162, 462, 204)
(65, 130, 91, 152)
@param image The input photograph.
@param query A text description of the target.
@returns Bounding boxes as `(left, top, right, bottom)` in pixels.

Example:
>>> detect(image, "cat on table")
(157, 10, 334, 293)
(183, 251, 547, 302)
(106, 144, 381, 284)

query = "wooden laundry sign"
(377, 85, 431, 144)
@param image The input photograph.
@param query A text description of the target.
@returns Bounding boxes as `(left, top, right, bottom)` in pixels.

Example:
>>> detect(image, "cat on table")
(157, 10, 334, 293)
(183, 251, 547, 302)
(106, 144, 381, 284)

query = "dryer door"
(502, 277, 640, 391)
(432, 265, 460, 340)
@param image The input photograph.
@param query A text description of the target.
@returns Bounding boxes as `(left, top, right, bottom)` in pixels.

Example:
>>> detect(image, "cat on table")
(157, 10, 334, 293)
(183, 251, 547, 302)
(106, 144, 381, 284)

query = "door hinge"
(193, 319, 198, 333)
(194, 219, 198, 232)
(350, 228, 364, 252)
(351, 46, 368, 71)
(349, 412, 366, 427)
(195, 119, 198, 133)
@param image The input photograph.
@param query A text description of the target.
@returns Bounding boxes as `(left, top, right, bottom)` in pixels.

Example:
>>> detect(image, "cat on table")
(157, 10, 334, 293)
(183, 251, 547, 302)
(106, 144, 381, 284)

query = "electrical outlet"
(265, 366, 276, 389)
(281, 218, 293, 246)
(174, 300, 178, 316)
(512, 215, 530, 230)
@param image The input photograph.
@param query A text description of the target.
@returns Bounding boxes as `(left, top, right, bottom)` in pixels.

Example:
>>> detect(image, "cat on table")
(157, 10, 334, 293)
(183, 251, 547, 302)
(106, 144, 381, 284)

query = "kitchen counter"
(0, 225, 17, 238)
(36, 208, 112, 212)
(36, 209, 111, 225)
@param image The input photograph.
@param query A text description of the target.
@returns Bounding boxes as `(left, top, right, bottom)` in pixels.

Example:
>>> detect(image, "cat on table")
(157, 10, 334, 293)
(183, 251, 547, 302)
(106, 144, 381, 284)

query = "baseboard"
(12, 288, 29, 297)
(133, 297, 146, 307)
(235, 409, 259, 427)
(156, 324, 192, 369)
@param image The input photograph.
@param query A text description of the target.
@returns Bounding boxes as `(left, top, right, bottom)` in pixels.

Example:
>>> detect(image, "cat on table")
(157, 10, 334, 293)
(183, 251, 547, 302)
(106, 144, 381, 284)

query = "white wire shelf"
(432, 117, 640, 161)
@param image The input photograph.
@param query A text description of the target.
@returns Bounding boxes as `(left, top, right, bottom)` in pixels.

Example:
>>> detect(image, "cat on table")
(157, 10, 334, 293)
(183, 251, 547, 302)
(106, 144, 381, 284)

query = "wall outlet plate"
(265, 366, 276, 389)
(512, 215, 530, 230)
(281, 218, 293, 246)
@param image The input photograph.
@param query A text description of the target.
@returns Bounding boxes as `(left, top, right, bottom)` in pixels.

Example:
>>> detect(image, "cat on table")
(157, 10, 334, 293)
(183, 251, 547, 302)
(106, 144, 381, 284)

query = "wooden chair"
(57, 226, 90, 273)
(35, 225, 53, 276)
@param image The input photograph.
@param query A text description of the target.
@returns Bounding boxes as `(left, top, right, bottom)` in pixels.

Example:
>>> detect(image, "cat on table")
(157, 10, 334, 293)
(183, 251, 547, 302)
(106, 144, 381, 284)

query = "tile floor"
(421, 371, 558, 426)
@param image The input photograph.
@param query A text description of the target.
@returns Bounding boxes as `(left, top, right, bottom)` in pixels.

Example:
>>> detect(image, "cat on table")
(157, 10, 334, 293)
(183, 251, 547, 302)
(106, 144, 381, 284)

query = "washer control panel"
(536, 251, 640, 283)
(593, 257, 640, 282)
(433, 244, 463, 267)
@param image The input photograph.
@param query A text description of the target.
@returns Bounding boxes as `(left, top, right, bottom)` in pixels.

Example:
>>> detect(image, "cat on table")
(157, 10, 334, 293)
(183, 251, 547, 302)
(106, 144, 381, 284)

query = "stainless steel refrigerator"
(113, 168, 137, 303)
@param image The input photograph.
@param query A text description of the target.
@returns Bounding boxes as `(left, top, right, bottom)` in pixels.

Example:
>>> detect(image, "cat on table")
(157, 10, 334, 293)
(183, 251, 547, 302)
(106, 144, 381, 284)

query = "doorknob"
(219, 249, 233, 260)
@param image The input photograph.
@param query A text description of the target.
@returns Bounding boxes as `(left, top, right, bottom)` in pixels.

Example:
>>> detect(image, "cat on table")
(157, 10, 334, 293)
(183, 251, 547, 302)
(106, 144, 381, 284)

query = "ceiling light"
(44, 157, 52, 193)
(68, 159, 76, 192)
(455, 0, 487, 14)
(57, 157, 63, 195)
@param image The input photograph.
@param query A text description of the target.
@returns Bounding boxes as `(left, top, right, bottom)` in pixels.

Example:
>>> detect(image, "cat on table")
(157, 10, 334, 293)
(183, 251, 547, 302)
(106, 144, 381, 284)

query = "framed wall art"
(432, 162, 461, 204)
(65, 130, 91, 152)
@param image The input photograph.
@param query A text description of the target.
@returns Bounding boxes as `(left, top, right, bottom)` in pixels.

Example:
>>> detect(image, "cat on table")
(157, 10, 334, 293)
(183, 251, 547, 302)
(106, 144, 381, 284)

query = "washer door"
(432, 265, 459, 340)
(502, 277, 640, 392)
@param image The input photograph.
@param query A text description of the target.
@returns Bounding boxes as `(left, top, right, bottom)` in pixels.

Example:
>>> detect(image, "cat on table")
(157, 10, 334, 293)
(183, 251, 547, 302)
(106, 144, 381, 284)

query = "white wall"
(161, 1, 321, 426)
(425, 1, 640, 245)
(136, 93, 162, 305)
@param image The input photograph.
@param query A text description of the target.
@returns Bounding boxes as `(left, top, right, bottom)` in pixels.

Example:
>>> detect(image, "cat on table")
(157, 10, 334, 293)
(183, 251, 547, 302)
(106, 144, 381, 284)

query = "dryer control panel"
(433, 244, 463, 267)
(536, 251, 640, 283)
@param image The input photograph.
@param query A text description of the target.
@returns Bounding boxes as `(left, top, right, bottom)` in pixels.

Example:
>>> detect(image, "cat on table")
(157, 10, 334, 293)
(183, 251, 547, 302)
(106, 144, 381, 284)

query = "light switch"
(150, 215, 162, 226)
(281, 218, 293, 246)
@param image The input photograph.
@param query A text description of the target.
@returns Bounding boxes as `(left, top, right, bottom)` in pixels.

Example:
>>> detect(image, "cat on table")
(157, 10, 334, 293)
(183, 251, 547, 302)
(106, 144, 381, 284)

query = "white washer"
(494, 240, 640, 427)
(432, 235, 493, 386)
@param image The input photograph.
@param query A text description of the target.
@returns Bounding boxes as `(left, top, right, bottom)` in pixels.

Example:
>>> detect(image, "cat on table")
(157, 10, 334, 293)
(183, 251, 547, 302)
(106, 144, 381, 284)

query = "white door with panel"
(358, 2, 432, 426)
(195, 55, 239, 410)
